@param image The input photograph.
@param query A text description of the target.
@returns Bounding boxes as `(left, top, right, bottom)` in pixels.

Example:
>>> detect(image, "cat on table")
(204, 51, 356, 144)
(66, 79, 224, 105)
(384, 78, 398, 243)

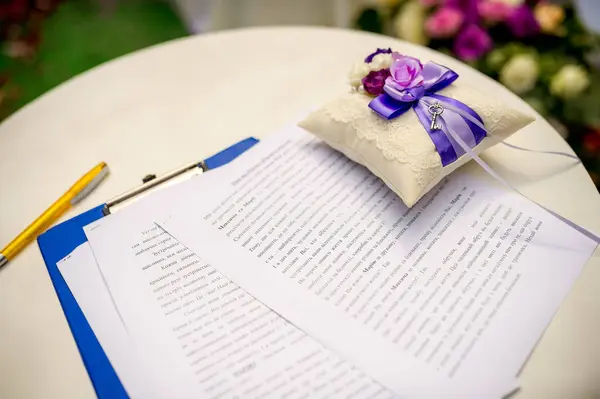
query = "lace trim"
(323, 92, 440, 190)
(321, 85, 525, 191)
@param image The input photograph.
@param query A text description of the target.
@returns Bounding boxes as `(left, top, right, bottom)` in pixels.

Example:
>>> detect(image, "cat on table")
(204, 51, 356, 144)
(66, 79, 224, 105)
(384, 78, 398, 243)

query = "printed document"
(155, 126, 596, 395)
(57, 243, 166, 398)
(85, 196, 397, 398)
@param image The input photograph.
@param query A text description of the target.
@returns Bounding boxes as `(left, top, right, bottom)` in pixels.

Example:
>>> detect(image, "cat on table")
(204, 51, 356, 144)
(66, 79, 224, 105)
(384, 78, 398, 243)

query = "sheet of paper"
(84, 196, 398, 398)
(57, 243, 168, 398)
(157, 125, 596, 395)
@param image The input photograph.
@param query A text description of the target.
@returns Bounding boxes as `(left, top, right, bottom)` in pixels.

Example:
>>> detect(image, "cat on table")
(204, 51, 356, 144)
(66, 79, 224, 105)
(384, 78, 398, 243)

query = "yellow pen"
(0, 162, 109, 268)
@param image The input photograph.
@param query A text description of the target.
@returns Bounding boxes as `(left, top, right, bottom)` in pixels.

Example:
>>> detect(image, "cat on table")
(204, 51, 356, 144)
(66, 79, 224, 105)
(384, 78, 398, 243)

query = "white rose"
(499, 54, 539, 95)
(348, 62, 371, 88)
(394, 1, 429, 46)
(495, 0, 524, 6)
(370, 53, 392, 71)
(550, 65, 590, 99)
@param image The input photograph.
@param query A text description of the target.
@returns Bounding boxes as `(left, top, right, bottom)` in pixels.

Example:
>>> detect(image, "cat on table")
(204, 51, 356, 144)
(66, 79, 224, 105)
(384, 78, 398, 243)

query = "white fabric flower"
(394, 1, 429, 46)
(499, 54, 539, 94)
(550, 65, 590, 99)
(348, 62, 371, 88)
(369, 53, 392, 71)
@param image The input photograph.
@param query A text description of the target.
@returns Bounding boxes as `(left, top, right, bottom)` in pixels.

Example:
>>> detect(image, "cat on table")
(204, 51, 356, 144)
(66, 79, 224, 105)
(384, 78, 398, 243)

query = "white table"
(0, 27, 599, 399)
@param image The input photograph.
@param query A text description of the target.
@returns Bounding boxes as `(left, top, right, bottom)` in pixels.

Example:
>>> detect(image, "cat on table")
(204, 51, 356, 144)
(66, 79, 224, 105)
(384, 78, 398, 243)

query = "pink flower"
(453, 24, 493, 61)
(386, 52, 424, 91)
(445, 0, 479, 24)
(425, 7, 464, 38)
(478, 1, 513, 23)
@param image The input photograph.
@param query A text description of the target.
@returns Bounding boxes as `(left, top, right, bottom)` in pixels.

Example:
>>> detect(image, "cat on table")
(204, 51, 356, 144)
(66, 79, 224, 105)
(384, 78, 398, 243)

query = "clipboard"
(36, 137, 259, 399)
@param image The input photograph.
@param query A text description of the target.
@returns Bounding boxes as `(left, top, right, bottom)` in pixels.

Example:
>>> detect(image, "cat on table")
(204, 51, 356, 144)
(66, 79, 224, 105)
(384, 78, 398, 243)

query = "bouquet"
(355, 0, 600, 188)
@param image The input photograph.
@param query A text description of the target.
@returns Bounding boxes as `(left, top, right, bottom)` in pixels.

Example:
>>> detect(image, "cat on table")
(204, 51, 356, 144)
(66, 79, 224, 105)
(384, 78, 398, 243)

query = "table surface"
(1, 27, 599, 399)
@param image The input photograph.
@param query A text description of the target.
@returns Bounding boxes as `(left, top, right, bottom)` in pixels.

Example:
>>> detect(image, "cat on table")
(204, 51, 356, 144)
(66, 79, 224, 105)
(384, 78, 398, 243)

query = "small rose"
(425, 7, 464, 39)
(387, 53, 424, 89)
(348, 62, 371, 88)
(453, 24, 493, 61)
(499, 54, 539, 94)
(550, 65, 590, 99)
(506, 5, 539, 38)
(583, 130, 600, 154)
(369, 53, 393, 71)
(362, 69, 391, 96)
(478, 1, 514, 23)
(534, 3, 564, 34)
(384, 53, 425, 101)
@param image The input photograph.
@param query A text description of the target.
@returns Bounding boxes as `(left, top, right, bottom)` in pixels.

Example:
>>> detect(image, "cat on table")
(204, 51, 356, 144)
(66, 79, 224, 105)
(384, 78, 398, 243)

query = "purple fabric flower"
(362, 69, 391, 95)
(386, 52, 424, 90)
(444, 0, 478, 24)
(383, 53, 425, 101)
(364, 48, 392, 63)
(507, 5, 539, 38)
(453, 24, 493, 61)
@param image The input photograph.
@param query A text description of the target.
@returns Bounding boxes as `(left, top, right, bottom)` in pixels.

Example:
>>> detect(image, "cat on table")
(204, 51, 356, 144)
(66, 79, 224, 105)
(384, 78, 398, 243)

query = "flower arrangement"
(350, 49, 499, 167)
(355, 0, 600, 188)
(301, 47, 534, 207)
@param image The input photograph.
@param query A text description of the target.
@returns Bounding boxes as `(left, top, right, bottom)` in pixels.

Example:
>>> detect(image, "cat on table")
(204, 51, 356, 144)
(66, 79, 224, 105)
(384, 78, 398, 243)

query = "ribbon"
(420, 96, 600, 244)
(366, 59, 600, 242)
(369, 62, 486, 167)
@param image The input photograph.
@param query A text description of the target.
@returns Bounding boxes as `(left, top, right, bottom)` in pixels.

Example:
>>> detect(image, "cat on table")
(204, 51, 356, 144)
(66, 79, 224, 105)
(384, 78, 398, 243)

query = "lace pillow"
(299, 52, 535, 208)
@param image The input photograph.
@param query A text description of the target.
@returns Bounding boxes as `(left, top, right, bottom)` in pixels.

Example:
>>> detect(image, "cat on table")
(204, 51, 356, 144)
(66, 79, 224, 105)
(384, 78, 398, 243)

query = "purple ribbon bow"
(368, 62, 486, 166)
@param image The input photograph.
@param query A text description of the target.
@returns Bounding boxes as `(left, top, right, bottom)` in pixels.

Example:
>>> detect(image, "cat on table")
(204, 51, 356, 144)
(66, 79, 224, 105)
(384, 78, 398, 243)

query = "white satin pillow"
(299, 83, 535, 208)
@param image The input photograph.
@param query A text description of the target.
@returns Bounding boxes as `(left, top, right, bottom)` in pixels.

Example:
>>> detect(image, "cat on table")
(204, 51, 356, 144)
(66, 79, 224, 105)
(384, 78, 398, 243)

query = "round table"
(1, 27, 599, 399)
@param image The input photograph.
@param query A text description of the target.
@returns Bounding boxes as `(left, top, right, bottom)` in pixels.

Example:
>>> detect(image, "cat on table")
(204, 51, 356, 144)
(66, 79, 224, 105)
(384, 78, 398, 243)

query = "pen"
(0, 162, 109, 268)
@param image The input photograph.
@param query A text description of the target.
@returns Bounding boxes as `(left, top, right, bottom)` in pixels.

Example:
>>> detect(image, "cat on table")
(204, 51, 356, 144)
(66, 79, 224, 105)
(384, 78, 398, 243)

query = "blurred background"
(1, 0, 599, 187)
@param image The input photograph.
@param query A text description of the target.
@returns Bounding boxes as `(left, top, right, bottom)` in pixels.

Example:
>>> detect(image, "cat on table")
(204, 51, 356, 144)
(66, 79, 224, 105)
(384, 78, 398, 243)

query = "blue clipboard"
(37, 137, 259, 399)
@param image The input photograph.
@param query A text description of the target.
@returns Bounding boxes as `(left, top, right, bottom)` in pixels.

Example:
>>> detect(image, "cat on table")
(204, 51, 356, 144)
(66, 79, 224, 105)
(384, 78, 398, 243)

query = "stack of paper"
(59, 125, 597, 398)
